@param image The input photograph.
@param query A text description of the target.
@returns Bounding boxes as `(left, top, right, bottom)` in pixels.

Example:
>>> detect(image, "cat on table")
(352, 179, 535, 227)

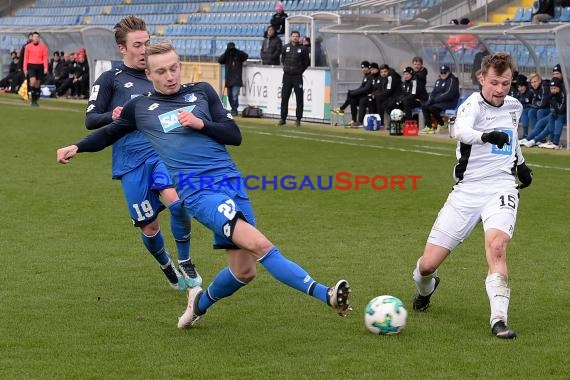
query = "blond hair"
(144, 41, 176, 68)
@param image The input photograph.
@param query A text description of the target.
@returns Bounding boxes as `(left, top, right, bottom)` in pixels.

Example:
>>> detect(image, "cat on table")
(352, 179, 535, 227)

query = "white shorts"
(427, 182, 519, 251)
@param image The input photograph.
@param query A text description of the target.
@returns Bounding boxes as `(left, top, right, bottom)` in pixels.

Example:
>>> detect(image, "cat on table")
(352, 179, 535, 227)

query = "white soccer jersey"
(453, 92, 525, 184)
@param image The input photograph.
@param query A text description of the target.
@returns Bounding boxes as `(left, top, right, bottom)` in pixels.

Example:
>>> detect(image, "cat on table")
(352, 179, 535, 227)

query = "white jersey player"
(411, 53, 533, 339)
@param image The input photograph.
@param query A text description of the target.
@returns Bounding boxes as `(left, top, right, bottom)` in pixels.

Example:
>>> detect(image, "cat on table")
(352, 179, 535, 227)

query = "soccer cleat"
(161, 259, 186, 291)
(332, 108, 344, 115)
(420, 126, 435, 134)
(328, 279, 352, 316)
(177, 286, 204, 329)
(491, 320, 517, 339)
(179, 260, 203, 288)
(518, 138, 528, 145)
(413, 276, 440, 311)
(295, 120, 301, 127)
(277, 119, 286, 126)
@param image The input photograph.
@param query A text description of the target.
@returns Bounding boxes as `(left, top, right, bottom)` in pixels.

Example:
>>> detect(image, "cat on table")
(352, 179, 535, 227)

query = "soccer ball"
(390, 108, 405, 122)
(364, 295, 407, 335)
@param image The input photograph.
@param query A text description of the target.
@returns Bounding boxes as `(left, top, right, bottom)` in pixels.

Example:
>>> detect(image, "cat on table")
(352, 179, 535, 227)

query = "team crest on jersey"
(86, 104, 95, 113)
(184, 93, 197, 103)
(491, 129, 513, 156)
(509, 111, 517, 127)
(124, 82, 134, 88)
(148, 103, 160, 110)
(158, 105, 196, 133)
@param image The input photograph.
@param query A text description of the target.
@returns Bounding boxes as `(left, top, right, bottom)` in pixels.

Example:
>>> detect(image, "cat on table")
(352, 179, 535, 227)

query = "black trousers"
(281, 73, 303, 121)
(340, 92, 363, 122)
(421, 103, 444, 127)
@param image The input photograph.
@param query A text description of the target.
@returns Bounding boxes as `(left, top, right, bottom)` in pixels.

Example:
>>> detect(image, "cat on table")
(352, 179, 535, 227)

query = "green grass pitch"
(1, 94, 569, 379)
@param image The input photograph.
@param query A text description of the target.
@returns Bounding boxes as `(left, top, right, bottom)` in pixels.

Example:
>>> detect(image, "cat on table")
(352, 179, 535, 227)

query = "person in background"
(472, 44, 490, 87)
(0, 51, 24, 93)
(23, 31, 49, 107)
(260, 26, 282, 65)
(532, 0, 554, 24)
(421, 65, 460, 134)
(270, 2, 288, 35)
(514, 75, 532, 139)
(526, 72, 551, 133)
(332, 60, 372, 125)
(278, 30, 310, 127)
(218, 42, 249, 116)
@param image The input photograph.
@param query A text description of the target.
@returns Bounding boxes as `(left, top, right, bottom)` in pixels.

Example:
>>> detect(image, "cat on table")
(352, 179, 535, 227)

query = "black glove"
(481, 131, 510, 149)
(516, 163, 533, 189)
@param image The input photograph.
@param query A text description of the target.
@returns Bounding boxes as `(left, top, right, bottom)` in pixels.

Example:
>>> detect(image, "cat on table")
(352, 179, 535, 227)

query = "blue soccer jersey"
(86, 64, 156, 178)
(77, 82, 242, 201)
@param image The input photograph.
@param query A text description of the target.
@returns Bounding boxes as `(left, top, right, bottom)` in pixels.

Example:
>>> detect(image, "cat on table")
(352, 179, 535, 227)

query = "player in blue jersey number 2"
(57, 41, 352, 328)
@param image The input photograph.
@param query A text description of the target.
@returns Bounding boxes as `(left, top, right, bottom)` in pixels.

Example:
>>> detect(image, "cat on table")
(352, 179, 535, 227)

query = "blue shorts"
(183, 178, 256, 249)
(120, 155, 172, 227)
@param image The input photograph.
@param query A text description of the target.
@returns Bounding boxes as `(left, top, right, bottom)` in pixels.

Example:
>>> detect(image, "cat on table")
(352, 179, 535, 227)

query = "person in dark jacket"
(332, 60, 371, 124)
(514, 75, 532, 139)
(260, 26, 282, 65)
(278, 30, 310, 127)
(0, 51, 24, 93)
(270, 2, 288, 35)
(532, 0, 554, 24)
(356, 62, 380, 126)
(421, 65, 460, 133)
(218, 42, 249, 116)
(372, 64, 401, 124)
(387, 66, 429, 121)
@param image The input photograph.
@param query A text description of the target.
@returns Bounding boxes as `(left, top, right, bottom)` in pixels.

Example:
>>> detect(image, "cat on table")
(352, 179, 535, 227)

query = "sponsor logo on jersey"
(148, 103, 159, 111)
(89, 85, 99, 101)
(124, 82, 134, 88)
(86, 104, 95, 113)
(158, 105, 196, 132)
(184, 93, 197, 103)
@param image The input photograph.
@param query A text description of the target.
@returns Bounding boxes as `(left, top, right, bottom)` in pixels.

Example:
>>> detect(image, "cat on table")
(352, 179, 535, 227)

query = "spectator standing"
(260, 26, 282, 65)
(270, 2, 288, 35)
(218, 42, 249, 116)
(23, 31, 49, 107)
(421, 65, 460, 133)
(532, 0, 554, 24)
(278, 30, 310, 127)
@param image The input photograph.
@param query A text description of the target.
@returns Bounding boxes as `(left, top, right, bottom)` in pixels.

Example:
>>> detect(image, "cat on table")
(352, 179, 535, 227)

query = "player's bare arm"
(56, 145, 79, 164)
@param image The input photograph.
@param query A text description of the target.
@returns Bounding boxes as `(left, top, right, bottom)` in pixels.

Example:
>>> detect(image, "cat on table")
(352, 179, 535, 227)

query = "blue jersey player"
(84, 16, 201, 290)
(57, 41, 352, 328)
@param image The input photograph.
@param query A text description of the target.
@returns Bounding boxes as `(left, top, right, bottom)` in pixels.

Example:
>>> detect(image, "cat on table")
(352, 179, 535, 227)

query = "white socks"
(485, 273, 510, 327)
(413, 258, 437, 296)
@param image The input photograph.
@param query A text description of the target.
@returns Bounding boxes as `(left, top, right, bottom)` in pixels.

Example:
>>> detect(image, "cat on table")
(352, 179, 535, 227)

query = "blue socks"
(168, 200, 191, 262)
(198, 267, 246, 314)
(259, 246, 329, 304)
(141, 230, 169, 266)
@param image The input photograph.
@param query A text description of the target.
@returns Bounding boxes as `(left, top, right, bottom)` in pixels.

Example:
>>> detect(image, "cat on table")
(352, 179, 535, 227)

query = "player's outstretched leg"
(258, 247, 352, 316)
(168, 200, 202, 287)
